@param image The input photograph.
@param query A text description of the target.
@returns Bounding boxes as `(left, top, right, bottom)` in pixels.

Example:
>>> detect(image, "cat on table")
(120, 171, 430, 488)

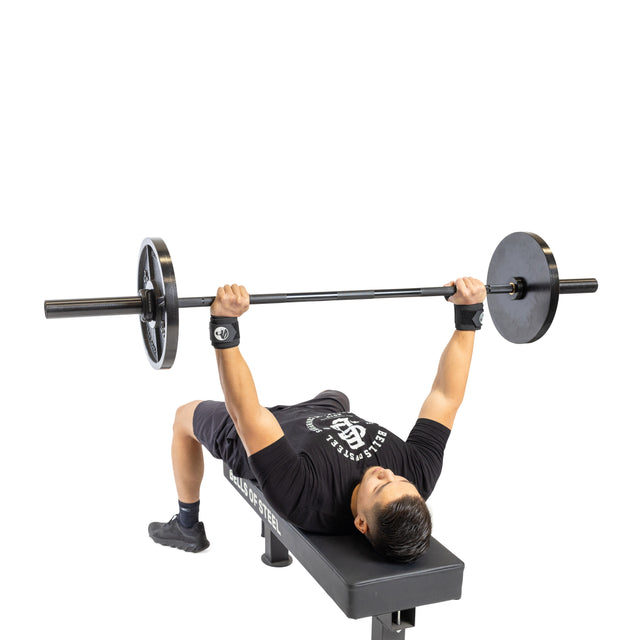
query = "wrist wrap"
(210, 316, 240, 349)
(454, 303, 484, 331)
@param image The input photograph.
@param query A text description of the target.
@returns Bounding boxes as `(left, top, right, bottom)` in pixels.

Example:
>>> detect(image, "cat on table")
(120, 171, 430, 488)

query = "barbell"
(44, 232, 598, 369)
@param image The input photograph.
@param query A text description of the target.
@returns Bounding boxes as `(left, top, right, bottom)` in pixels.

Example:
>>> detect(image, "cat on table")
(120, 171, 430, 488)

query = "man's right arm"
(212, 285, 284, 456)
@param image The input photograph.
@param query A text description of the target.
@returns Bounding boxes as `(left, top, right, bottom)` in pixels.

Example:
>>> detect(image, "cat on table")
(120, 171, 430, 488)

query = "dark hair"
(366, 495, 432, 563)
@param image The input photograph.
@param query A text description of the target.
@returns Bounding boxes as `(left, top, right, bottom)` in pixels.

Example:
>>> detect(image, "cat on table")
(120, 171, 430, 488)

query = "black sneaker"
(148, 515, 210, 553)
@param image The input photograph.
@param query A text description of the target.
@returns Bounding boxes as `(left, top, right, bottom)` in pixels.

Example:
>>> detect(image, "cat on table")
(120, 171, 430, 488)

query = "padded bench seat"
(223, 463, 464, 639)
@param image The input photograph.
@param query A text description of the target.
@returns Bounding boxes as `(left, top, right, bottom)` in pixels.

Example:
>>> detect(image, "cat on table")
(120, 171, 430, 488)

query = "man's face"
(354, 466, 421, 534)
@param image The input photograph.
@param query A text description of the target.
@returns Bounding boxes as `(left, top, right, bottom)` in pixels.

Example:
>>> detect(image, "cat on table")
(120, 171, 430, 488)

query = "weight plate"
(137, 238, 179, 369)
(487, 232, 559, 343)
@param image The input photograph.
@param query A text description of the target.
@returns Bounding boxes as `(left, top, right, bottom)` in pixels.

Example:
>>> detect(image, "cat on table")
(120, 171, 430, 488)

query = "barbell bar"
(44, 232, 598, 369)
(43, 280, 596, 318)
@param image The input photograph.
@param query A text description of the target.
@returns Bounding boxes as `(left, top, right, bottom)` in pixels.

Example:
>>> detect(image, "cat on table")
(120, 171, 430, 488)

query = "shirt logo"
(326, 417, 366, 450)
(305, 412, 388, 463)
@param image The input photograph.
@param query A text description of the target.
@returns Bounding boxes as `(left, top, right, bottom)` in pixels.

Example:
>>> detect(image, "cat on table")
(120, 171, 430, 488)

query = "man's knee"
(174, 400, 201, 438)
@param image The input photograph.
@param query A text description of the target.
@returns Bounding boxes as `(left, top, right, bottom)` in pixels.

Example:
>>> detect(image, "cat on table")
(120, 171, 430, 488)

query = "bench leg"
(261, 523, 293, 568)
(371, 609, 416, 640)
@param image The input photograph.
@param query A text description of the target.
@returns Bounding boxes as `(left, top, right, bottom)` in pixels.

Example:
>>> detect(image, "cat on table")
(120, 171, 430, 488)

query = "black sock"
(178, 500, 200, 528)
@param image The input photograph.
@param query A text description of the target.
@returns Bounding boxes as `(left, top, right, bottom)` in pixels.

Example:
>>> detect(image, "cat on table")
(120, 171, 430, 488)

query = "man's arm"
(418, 277, 486, 430)
(212, 285, 284, 456)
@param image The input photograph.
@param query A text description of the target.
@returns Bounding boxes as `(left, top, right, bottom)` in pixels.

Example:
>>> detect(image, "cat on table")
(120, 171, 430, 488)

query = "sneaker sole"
(150, 536, 210, 553)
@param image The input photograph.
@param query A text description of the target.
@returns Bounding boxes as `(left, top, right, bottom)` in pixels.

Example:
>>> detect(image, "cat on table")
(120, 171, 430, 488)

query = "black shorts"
(193, 390, 350, 480)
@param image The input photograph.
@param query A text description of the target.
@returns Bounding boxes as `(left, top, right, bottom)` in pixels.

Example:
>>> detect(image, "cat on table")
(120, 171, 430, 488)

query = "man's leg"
(172, 400, 204, 504)
(148, 401, 210, 553)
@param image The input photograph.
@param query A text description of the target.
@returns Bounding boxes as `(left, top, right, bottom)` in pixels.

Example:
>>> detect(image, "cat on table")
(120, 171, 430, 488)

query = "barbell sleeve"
(44, 296, 143, 319)
(558, 279, 599, 294)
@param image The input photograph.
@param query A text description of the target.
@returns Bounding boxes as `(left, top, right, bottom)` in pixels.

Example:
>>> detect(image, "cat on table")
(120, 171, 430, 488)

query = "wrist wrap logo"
(214, 326, 230, 341)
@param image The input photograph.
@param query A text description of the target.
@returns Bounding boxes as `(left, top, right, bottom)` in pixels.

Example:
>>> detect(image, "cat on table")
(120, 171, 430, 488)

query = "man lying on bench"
(149, 277, 486, 563)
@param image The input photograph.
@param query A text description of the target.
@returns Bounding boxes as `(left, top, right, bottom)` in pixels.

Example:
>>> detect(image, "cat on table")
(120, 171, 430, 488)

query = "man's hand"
(211, 284, 250, 317)
(445, 277, 487, 306)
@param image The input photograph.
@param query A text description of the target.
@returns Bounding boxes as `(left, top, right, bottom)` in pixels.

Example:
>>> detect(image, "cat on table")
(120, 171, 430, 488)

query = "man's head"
(352, 466, 431, 563)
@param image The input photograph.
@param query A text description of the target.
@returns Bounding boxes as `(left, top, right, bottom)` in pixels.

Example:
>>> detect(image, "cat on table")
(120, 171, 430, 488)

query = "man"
(149, 277, 486, 563)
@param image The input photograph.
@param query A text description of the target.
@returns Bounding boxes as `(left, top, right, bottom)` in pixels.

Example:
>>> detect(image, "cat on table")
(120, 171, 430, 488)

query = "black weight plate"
(137, 238, 179, 369)
(487, 232, 559, 343)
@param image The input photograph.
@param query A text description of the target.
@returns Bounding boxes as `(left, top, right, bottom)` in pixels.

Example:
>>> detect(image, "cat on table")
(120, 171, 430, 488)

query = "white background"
(1, 2, 638, 639)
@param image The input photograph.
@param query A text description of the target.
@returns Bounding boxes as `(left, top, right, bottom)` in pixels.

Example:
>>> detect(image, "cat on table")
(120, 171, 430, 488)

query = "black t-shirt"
(248, 409, 450, 534)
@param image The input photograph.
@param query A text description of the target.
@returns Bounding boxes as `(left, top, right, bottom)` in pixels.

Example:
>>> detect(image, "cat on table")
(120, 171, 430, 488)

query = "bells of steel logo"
(214, 326, 230, 341)
(327, 416, 367, 450)
(306, 412, 388, 462)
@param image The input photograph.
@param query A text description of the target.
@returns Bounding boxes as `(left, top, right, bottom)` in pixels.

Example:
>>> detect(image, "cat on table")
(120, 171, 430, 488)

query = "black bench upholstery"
(223, 463, 464, 639)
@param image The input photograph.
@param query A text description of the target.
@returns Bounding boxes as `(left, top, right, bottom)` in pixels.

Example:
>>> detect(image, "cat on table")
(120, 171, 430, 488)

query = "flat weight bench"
(223, 463, 465, 640)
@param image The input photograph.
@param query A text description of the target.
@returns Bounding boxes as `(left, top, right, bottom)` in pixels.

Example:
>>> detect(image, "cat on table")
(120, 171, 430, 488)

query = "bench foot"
(261, 522, 292, 568)
(371, 609, 416, 640)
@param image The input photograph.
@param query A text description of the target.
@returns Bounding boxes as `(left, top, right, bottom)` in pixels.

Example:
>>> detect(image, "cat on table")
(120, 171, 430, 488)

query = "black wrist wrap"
(210, 316, 240, 349)
(454, 303, 484, 331)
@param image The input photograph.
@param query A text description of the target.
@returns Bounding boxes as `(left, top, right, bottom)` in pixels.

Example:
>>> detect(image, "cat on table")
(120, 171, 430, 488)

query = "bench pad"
(223, 463, 464, 619)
